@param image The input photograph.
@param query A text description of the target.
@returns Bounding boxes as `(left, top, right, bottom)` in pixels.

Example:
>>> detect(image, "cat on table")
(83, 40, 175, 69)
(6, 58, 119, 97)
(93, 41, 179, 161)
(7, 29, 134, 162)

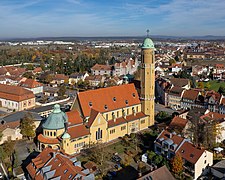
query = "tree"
(169, 59, 176, 65)
(20, 113, 36, 140)
(218, 86, 225, 95)
(58, 85, 66, 96)
(87, 142, 111, 167)
(205, 82, 211, 90)
(40, 60, 45, 71)
(0, 130, 3, 142)
(171, 153, 183, 175)
(197, 82, 204, 89)
(153, 154, 163, 165)
(2, 140, 15, 158)
(147, 150, 156, 161)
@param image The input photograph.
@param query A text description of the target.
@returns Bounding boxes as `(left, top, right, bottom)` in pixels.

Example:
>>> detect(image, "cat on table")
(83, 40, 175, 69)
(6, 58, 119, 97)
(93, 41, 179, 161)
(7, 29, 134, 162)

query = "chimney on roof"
(169, 133, 172, 139)
(211, 113, 214, 118)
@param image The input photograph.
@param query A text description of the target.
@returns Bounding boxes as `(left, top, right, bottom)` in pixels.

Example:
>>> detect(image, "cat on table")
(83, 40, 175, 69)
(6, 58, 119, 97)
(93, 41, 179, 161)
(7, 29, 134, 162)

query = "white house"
(19, 79, 43, 94)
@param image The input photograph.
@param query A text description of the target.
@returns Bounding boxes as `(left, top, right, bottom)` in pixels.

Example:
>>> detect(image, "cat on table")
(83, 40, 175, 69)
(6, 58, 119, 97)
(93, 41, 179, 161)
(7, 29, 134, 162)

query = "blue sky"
(0, 0, 225, 38)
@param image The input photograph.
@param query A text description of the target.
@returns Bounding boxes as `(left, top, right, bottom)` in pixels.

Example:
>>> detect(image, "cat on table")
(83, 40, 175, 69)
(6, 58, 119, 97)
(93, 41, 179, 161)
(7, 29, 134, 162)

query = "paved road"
(155, 103, 177, 115)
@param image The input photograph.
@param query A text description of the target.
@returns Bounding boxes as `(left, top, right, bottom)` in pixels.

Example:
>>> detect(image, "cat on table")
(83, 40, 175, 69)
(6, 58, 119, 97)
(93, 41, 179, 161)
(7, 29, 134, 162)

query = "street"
(155, 103, 177, 115)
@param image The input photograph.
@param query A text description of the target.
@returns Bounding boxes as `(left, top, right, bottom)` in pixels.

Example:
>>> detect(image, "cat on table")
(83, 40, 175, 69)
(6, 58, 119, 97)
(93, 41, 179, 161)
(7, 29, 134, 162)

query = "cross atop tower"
(146, 29, 150, 37)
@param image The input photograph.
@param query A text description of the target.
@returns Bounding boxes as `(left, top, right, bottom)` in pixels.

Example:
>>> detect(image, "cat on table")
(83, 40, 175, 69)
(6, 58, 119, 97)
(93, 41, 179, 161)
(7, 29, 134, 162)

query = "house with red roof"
(26, 148, 94, 180)
(0, 84, 35, 111)
(154, 130, 213, 179)
(19, 78, 43, 94)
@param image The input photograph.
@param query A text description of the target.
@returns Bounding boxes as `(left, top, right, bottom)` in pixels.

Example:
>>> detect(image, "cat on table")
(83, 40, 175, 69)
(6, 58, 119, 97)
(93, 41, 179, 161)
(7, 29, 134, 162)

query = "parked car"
(111, 155, 121, 163)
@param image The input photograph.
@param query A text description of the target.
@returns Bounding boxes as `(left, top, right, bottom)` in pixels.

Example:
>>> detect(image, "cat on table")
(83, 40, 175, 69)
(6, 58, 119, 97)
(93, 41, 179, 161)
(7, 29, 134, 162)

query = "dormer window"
(125, 100, 128, 105)
(64, 169, 68, 174)
(181, 150, 185, 153)
(132, 93, 135, 97)
(113, 97, 116, 102)
(190, 154, 194, 158)
(104, 105, 108, 110)
(89, 102, 92, 107)
(68, 174, 72, 179)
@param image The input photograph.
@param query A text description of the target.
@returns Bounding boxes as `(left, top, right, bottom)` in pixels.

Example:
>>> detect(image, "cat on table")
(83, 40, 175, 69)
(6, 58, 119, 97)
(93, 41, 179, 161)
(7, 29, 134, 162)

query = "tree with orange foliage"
(171, 153, 183, 175)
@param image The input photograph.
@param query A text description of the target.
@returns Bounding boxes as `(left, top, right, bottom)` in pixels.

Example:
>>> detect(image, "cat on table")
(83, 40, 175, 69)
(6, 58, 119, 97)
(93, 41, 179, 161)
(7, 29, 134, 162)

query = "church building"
(37, 37, 155, 155)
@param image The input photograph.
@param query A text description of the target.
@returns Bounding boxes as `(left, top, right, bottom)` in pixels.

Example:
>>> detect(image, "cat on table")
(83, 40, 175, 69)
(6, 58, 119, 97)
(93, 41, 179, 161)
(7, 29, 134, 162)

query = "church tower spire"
(140, 31, 155, 126)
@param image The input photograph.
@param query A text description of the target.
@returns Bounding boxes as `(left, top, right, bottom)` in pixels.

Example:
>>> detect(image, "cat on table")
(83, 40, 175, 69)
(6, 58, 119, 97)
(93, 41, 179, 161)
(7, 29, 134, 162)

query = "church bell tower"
(140, 32, 155, 126)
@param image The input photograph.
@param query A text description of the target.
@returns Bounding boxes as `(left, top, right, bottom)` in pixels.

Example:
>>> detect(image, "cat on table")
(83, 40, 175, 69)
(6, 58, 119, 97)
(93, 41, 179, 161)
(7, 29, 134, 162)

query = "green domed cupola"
(42, 104, 68, 130)
(142, 38, 154, 49)
(62, 132, 70, 139)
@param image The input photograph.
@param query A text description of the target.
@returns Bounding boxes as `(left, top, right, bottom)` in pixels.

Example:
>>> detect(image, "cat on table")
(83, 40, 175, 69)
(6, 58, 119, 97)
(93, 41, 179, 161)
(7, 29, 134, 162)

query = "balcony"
(183, 165, 195, 177)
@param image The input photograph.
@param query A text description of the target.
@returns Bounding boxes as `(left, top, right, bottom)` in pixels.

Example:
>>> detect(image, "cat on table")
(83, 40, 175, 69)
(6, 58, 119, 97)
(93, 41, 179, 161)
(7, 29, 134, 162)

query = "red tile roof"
(77, 84, 140, 117)
(170, 78, 190, 87)
(37, 134, 60, 144)
(169, 116, 188, 130)
(177, 142, 205, 164)
(67, 109, 83, 126)
(182, 89, 199, 100)
(19, 79, 43, 88)
(0, 84, 35, 102)
(108, 117, 127, 128)
(26, 148, 88, 180)
(91, 64, 112, 71)
(0, 121, 20, 131)
(157, 130, 184, 147)
(67, 124, 90, 139)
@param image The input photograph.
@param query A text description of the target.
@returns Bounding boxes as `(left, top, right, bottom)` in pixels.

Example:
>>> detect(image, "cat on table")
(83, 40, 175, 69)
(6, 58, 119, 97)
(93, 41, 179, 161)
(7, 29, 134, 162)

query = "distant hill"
(1, 35, 225, 42)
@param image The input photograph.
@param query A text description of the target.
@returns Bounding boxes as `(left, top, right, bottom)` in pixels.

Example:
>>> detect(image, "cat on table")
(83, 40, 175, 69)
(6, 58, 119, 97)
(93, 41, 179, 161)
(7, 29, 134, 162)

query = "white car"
(0, 172, 3, 178)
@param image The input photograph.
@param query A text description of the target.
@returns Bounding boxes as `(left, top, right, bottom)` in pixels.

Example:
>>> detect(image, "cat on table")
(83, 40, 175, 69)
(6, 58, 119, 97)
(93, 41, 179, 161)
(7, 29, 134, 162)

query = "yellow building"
(37, 37, 155, 155)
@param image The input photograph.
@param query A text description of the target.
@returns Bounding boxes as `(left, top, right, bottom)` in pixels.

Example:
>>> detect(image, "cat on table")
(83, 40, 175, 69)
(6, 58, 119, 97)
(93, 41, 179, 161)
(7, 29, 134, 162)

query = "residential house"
(19, 78, 43, 94)
(44, 86, 59, 97)
(219, 96, 225, 114)
(91, 64, 112, 76)
(167, 86, 185, 110)
(0, 111, 42, 144)
(0, 84, 35, 111)
(170, 63, 182, 74)
(137, 165, 175, 180)
(192, 65, 208, 76)
(154, 130, 213, 180)
(26, 148, 94, 180)
(32, 67, 42, 75)
(113, 58, 139, 76)
(85, 75, 105, 87)
(170, 78, 191, 89)
(181, 89, 204, 110)
(168, 116, 189, 135)
(210, 160, 225, 179)
(199, 111, 225, 143)
(205, 90, 222, 112)
(177, 142, 213, 179)
(50, 74, 69, 86)
(69, 72, 89, 84)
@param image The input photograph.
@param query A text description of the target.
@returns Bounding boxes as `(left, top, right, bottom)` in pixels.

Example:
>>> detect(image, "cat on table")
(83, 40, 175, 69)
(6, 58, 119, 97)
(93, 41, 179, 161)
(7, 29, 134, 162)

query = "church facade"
(37, 37, 155, 155)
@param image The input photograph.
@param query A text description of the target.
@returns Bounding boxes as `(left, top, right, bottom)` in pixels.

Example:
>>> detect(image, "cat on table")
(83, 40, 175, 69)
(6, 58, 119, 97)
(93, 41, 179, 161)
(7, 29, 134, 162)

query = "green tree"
(20, 113, 36, 140)
(169, 59, 176, 65)
(197, 82, 204, 89)
(171, 153, 183, 175)
(218, 86, 225, 95)
(147, 150, 156, 160)
(40, 60, 46, 71)
(205, 82, 211, 90)
(2, 140, 15, 158)
(153, 155, 163, 165)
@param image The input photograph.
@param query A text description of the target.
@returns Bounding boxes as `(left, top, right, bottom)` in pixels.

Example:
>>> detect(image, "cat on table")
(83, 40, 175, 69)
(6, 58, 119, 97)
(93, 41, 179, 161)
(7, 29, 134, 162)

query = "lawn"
(203, 80, 225, 91)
